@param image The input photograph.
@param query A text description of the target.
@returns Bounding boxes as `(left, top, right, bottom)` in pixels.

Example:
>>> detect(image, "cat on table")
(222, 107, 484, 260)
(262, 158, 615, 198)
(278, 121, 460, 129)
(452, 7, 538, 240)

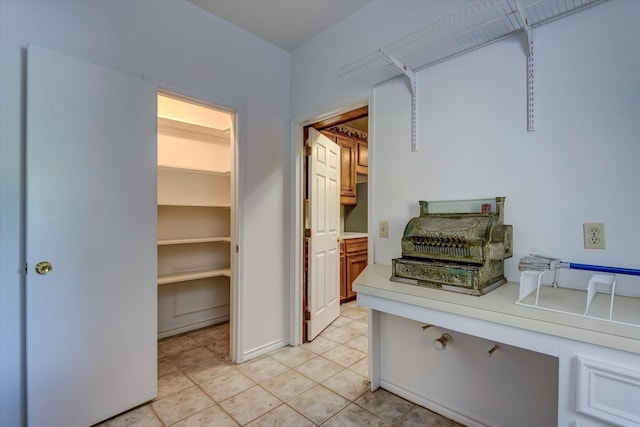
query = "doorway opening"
(302, 106, 369, 343)
(156, 90, 238, 360)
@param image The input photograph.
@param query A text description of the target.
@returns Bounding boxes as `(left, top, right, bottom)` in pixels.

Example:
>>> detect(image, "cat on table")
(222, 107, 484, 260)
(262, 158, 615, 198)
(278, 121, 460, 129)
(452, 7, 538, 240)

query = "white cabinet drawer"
(576, 356, 640, 427)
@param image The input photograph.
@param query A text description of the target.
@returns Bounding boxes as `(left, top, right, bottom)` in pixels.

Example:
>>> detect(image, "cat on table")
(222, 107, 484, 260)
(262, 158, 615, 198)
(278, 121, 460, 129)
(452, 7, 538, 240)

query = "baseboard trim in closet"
(157, 314, 230, 340)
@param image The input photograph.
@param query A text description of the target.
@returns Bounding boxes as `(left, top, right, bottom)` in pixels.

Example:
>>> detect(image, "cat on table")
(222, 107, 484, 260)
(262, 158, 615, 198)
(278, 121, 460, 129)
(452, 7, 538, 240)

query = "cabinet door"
(343, 238, 367, 302)
(337, 136, 357, 205)
(340, 240, 348, 302)
(356, 141, 368, 175)
(346, 251, 368, 299)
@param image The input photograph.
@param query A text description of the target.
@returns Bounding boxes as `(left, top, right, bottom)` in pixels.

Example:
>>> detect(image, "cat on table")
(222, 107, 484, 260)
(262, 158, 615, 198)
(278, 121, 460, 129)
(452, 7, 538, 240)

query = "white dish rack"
(517, 270, 640, 327)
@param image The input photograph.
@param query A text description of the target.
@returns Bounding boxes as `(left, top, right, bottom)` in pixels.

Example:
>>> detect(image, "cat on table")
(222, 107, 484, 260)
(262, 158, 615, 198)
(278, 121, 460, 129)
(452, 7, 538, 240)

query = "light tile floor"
(98, 301, 463, 426)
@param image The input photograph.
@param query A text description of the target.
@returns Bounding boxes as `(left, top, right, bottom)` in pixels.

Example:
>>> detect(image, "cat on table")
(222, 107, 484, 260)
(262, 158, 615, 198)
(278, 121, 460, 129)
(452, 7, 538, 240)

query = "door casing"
(156, 88, 243, 362)
(290, 99, 370, 345)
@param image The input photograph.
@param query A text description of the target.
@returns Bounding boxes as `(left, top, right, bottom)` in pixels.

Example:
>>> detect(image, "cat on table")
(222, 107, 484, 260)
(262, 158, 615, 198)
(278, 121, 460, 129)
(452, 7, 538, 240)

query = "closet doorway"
(156, 91, 239, 361)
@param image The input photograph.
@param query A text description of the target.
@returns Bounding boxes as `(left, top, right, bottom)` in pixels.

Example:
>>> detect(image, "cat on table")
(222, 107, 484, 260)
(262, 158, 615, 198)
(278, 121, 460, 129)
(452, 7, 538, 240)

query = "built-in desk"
(354, 264, 640, 427)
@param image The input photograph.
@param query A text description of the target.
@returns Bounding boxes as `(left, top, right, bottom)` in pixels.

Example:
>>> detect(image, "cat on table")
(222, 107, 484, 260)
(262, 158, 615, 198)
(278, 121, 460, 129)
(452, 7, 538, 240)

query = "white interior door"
(26, 45, 157, 427)
(308, 129, 341, 340)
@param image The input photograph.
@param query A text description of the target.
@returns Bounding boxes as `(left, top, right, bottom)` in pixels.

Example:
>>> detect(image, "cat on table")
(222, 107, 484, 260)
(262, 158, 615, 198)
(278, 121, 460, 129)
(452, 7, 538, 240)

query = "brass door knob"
(35, 261, 53, 275)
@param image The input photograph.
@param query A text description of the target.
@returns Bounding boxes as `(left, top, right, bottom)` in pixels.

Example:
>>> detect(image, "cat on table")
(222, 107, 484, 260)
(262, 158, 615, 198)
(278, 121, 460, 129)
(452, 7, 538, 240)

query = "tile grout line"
(156, 319, 370, 426)
(100, 304, 461, 426)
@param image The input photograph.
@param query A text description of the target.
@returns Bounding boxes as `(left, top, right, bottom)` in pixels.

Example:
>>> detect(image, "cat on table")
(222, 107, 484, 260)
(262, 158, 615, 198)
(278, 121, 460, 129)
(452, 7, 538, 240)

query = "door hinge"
(304, 228, 311, 238)
(304, 310, 311, 321)
(303, 146, 312, 156)
(235, 244, 239, 254)
(24, 263, 28, 275)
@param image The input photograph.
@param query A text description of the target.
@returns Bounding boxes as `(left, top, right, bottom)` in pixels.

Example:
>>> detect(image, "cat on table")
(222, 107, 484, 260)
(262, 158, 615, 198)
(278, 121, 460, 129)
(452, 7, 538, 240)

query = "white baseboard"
(157, 314, 229, 339)
(242, 337, 289, 361)
(379, 379, 491, 427)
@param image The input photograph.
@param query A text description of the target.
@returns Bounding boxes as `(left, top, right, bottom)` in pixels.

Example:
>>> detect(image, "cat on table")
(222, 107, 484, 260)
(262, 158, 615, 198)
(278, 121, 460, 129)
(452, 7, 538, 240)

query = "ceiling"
(188, 0, 371, 52)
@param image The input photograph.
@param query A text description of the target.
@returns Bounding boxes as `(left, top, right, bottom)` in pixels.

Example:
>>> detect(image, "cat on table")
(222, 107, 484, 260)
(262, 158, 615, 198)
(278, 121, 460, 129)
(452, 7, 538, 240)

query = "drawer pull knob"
(433, 334, 451, 351)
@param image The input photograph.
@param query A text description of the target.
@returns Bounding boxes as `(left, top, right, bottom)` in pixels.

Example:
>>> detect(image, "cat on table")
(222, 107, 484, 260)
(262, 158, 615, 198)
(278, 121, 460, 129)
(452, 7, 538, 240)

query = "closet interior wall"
(156, 93, 232, 339)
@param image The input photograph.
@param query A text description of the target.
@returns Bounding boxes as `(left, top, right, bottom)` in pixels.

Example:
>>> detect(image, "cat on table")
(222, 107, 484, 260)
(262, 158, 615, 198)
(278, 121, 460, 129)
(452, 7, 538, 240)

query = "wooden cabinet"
(322, 127, 367, 206)
(322, 130, 357, 205)
(337, 136, 357, 205)
(156, 94, 232, 338)
(340, 237, 368, 303)
(356, 141, 368, 175)
(340, 240, 347, 302)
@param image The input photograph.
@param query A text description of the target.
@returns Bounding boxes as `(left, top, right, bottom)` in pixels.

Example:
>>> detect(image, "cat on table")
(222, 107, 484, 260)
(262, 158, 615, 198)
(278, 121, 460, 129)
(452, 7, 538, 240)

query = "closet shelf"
(158, 203, 231, 208)
(158, 236, 231, 245)
(158, 165, 230, 176)
(339, 0, 606, 84)
(158, 267, 231, 285)
(158, 116, 230, 139)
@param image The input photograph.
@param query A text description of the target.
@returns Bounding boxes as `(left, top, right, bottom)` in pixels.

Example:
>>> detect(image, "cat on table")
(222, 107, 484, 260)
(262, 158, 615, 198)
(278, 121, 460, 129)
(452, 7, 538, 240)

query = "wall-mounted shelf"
(340, 0, 607, 144)
(158, 203, 231, 208)
(158, 167, 230, 207)
(340, 0, 605, 82)
(158, 236, 231, 246)
(157, 267, 231, 286)
(158, 165, 230, 176)
(158, 116, 230, 140)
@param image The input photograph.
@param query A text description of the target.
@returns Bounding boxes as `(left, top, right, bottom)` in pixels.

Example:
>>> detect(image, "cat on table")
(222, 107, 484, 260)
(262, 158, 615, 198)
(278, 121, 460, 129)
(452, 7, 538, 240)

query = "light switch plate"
(379, 221, 388, 238)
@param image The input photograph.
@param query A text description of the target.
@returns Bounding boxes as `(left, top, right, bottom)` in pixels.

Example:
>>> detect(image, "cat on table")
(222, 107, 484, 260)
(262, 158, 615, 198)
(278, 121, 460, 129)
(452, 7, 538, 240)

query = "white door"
(308, 129, 341, 340)
(26, 45, 157, 427)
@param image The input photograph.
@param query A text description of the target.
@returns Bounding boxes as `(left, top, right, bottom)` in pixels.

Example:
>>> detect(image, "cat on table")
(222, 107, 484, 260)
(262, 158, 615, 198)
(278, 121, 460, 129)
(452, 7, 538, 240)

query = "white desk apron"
(354, 264, 640, 427)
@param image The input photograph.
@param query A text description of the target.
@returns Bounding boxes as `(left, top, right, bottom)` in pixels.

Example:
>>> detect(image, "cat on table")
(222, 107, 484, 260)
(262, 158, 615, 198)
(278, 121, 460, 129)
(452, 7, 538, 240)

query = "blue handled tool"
(519, 254, 640, 277)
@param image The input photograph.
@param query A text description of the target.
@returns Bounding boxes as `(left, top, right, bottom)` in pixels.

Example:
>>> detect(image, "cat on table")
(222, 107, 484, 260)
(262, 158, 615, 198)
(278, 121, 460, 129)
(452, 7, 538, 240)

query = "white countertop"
(354, 264, 640, 354)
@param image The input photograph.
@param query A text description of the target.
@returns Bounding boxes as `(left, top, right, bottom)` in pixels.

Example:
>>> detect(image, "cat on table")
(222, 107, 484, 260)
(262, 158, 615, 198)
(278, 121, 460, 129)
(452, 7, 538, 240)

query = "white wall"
(290, 0, 470, 121)
(0, 1, 289, 425)
(292, 0, 640, 295)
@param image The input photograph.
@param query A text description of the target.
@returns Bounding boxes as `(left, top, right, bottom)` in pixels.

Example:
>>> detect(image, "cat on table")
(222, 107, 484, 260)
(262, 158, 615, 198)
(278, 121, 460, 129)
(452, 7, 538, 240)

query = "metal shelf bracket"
(515, 0, 535, 132)
(340, 0, 605, 136)
(379, 49, 418, 152)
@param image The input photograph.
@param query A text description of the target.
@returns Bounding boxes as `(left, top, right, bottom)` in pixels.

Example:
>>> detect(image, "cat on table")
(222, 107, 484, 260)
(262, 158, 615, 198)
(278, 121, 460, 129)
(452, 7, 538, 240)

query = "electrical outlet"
(583, 223, 605, 249)
(379, 221, 388, 238)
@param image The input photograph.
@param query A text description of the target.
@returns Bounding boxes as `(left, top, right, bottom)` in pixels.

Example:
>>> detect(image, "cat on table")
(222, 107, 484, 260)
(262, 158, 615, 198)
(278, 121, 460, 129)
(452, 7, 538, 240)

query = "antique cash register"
(391, 197, 512, 295)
